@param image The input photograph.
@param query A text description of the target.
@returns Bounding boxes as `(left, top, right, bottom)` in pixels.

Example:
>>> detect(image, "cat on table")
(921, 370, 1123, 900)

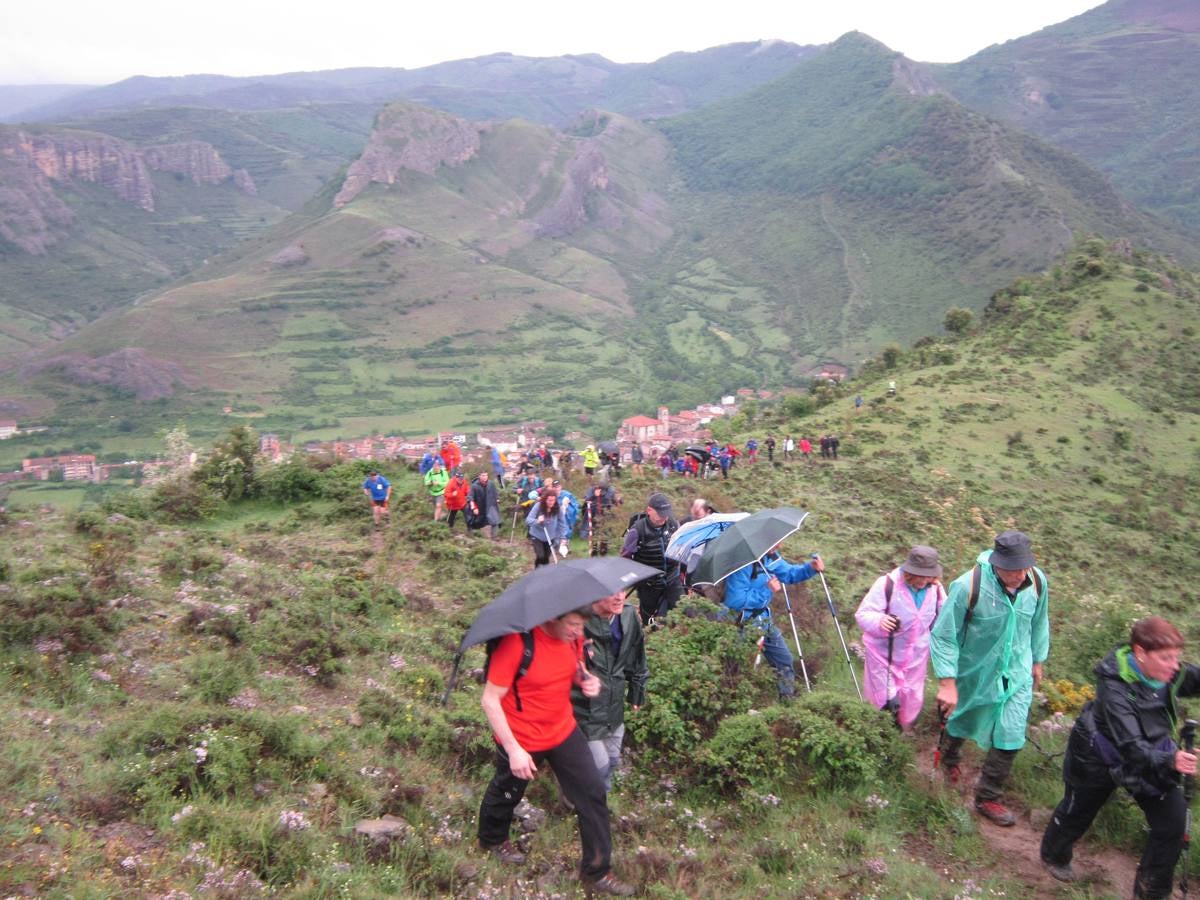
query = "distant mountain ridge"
(938, 0, 1200, 231)
(5, 41, 818, 126)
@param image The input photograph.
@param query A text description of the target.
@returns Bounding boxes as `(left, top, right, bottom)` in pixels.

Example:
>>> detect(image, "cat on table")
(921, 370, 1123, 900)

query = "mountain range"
(1, 0, 1197, 452)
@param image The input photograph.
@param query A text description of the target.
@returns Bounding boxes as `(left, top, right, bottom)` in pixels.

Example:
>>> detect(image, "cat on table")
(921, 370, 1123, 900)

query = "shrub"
(943, 307, 974, 335)
(256, 458, 322, 504)
(783, 396, 815, 418)
(186, 650, 259, 704)
(625, 600, 774, 774)
(702, 694, 908, 792)
(159, 541, 225, 583)
(149, 476, 221, 522)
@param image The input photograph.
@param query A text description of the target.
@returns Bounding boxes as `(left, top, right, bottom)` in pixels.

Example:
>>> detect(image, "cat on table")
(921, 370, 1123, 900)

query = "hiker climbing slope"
(855, 545, 946, 730)
(930, 530, 1050, 827)
(1040, 616, 1200, 897)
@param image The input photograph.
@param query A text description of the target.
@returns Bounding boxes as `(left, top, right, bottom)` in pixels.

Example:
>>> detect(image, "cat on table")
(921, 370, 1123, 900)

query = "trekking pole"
(509, 501, 520, 544)
(1181, 719, 1197, 897)
(780, 585, 812, 692)
(753, 633, 765, 668)
(811, 555, 863, 700)
(543, 524, 559, 564)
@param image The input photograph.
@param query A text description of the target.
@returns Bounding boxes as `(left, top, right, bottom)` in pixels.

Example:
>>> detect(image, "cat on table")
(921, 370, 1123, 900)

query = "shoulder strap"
(1031, 568, 1043, 600)
(510, 631, 536, 712)
(963, 565, 982, 632)
(883, 575, 894, 614)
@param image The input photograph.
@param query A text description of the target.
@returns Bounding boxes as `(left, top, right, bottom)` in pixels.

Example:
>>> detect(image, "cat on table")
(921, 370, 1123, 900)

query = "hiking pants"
(478, 728, 612, 881)
(1041, 778, 1185, 899)
(447, 509, 461, 529)
(635, 578, 681, 625)
(937, 733, 1018, 802)
(755, 623, 795, 699)
(587, 724, 625, 792)
(531, 538, 553, 567)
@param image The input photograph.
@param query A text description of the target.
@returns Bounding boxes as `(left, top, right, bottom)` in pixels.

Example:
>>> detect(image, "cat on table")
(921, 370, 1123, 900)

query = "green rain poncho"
(929, 550, 1050, 750)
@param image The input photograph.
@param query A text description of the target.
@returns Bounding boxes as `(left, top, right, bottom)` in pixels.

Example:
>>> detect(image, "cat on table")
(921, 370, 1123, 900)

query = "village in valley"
(0, 387, 800, 486)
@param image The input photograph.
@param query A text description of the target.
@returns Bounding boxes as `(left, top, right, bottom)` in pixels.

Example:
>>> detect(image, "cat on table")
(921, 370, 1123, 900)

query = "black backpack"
(484, 631, 536, 711)
(960, 565, 1044, 631)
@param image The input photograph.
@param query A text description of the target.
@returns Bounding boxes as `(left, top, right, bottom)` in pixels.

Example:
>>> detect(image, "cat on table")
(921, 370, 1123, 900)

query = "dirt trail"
(914, 738, 1141, 899)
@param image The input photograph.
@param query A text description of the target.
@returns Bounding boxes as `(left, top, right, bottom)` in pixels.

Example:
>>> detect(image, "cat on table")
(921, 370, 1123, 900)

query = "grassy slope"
(0, 242, 1196, 897)
(937, 0, 1200, 232)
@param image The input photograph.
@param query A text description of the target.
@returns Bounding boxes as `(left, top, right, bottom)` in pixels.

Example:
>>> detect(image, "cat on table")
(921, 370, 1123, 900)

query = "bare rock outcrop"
(0, 127, 254, 254)
(334, 104, 485, 208)
(533, 141, 615, 238)
(142, 142, 233, 186)
(269, 244, 308, 268)
(25, 347, 186, 401)
(891, 58, 945, 98)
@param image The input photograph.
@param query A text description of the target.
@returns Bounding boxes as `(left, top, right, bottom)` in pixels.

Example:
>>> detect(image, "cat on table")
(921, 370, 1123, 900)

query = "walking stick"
(1181, 719, 1197, 897)
(543, 524, 559, 564)
(509, 500, 520, 544)
(780, 585, 812, 692)
(812, 555, 863, 700)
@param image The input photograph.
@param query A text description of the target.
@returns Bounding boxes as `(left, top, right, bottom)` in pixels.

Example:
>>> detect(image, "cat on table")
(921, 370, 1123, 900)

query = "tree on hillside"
(880, 344, 903, 368)
(943, 306, 974, 336)
(194, 425, 258, 501)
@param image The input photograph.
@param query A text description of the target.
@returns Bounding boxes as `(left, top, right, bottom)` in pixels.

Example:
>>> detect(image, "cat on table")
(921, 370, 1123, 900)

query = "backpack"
(960, 565, 1044, 631)
(484, 631, 536, 711)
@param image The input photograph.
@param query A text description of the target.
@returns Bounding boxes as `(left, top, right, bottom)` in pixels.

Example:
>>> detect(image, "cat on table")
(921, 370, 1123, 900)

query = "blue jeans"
(739, 614, 795, 698)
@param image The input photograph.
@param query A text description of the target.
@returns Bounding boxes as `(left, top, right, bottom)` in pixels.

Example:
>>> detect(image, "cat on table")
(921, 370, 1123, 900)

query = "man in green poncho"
(930, 530, 1050, 827)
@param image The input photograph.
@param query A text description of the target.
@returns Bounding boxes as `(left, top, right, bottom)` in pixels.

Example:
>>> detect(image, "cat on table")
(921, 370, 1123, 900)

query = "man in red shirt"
(478, 608, 635, 896)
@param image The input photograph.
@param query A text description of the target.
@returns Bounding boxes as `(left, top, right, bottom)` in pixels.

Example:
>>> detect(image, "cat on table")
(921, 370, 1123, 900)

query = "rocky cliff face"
(533, 141, 614, 238)
(0, 127, 257, 254)
(334, 103, 485, 207)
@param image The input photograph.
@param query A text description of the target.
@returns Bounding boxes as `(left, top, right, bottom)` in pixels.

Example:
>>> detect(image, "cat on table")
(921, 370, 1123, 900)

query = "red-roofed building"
(0, 420, 17, 440)
(22, 454, 97, 482)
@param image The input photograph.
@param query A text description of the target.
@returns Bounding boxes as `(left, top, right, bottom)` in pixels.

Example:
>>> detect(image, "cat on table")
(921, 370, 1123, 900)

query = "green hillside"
(937, 0, 1200, 232)
(0, 241, 1195, 897)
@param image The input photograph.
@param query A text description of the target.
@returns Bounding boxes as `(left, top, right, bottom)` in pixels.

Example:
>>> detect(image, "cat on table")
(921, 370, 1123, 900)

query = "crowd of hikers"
(369, 441, 1198, 898)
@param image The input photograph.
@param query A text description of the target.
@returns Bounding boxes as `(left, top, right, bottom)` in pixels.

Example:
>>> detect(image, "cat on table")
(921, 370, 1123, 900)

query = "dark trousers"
(531, 539, 553, 567)
(1041, 778, 1186, 899)
(477, 728, 612, 880)
(938, 732, 1018, 802)
(635, 578, 682, 625)
(447, 509, 461, 528)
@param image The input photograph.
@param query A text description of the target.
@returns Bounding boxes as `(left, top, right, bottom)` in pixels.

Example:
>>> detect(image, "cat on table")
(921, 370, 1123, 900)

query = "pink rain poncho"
(854, 567, 946, 730)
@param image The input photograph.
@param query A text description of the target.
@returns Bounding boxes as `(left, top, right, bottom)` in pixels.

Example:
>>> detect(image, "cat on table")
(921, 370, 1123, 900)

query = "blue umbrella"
(665, 512, 749, 573)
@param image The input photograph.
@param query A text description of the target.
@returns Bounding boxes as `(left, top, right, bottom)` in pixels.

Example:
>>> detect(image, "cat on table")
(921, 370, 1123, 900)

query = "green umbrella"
(689, 507, 809, 586)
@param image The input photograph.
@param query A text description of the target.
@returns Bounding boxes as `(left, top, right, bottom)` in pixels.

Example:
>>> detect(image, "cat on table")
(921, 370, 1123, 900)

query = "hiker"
(680, 497, 714, 526)
(800, 437, 812, 461)
(717, 445, 732, 480)
(746, 438, 759, 464)
(444, 469, 470, 530)
(1039, 616, 1200, 895)
(765, 436, 776, 462)
(419, 451, 436, 476)
(887, 380, 897, 397)
(819, 436, 830, 459)
(571, 591, 648, 791)
(656, 451, 671, 478)
(467, 471, 502, 539)
(930, 530, 1050, 826)
(784, 435, 795, 461)
(855, 395, 863, 410)
(489, 445, 506, 487)
(583, 486, 610, 557)
(629, 444, 644, 476)
(723, 546, 823, 700)
(361, 471, 391, 526)
(829, 435, 840, 459)
(620, 492, 681, 625)
(423, 457, 449, 522)
(583, 445, 600, 476)
(440, 439, 462, 473)
(854, 546, 947, 730)
(527, 489, 568, 568)
(478, 608, 635, 896)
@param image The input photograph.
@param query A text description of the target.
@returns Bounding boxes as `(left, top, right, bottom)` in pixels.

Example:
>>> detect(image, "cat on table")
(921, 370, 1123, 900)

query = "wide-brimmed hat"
(990, 530, 1035, 570)
(900, 545, 942, 578)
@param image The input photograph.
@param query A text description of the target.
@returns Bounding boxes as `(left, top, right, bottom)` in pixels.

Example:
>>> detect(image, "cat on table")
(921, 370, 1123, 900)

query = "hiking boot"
(584, 872, 636, 897)
(1040, 856, 1075, 883)
(482, 840, 526, 864)
(974, 800, 1016, 826)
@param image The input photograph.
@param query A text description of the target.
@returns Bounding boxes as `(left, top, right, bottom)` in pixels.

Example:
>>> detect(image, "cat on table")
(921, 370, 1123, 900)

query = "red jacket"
(440, 442, 462, 471)
(444, 476, 470, 511)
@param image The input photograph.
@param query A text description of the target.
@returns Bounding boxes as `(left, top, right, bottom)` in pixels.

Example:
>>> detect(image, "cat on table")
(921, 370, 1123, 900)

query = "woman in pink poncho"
(855, 546, 947, 730)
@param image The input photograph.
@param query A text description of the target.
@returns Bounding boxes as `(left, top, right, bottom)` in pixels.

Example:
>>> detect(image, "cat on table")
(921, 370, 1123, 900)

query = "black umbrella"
(690, 507, 809, 586)
(441, 557, 660, 703)
(597, 440, 619, 455)
(684, 446, 711, 462)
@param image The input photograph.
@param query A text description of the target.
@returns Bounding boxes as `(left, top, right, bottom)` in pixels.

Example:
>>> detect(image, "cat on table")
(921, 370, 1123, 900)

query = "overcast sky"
(1, 0, 1104, 85)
